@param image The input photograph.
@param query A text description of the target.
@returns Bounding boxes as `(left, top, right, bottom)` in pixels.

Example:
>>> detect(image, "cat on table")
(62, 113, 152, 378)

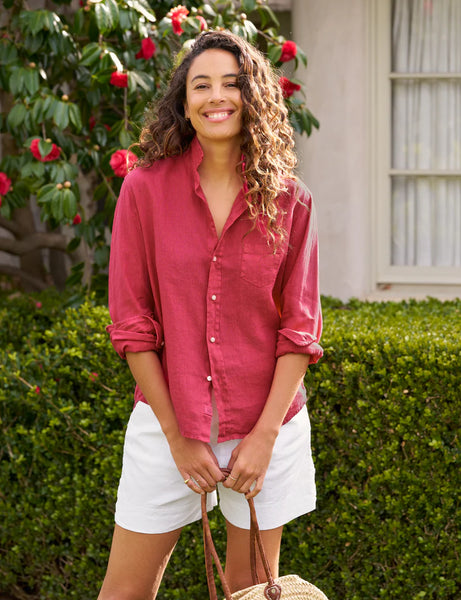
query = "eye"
(194, 83, 208, 90)
(226, 81, 239, 88)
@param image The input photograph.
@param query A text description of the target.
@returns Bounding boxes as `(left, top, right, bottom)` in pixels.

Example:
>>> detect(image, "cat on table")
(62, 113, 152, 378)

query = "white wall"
(293, 0, 371, 300)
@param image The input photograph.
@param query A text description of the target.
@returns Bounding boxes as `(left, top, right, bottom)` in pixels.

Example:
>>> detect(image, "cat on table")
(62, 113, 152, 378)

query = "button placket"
(206, 249, 222, 389)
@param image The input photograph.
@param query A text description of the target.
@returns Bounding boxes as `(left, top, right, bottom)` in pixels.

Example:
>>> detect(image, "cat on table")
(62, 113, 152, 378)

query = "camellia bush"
(0, 0, 318, 296)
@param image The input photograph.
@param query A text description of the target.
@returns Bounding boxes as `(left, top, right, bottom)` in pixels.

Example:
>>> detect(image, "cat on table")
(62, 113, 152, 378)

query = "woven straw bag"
(201, 492, 329, 600)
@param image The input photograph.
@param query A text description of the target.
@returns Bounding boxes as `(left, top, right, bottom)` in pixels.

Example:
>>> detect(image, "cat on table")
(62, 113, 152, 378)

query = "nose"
(208, 84, 225, 103)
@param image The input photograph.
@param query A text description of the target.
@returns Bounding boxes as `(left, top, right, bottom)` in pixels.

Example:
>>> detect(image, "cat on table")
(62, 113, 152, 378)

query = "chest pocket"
(240, 232, 283, 288)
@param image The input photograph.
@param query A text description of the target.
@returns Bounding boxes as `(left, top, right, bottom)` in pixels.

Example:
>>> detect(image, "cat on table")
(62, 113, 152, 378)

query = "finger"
(184, 475, 205, 495)
(226, 454, 236, 472)
(245, 477, 263, 499)
(235, 472, 260, 494)
(194, 474, 216, 493)
(222, 471, 239, 488)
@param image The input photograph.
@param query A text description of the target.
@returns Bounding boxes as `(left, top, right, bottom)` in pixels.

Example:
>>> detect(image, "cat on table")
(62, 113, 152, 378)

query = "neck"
(197, 138, 242, 181)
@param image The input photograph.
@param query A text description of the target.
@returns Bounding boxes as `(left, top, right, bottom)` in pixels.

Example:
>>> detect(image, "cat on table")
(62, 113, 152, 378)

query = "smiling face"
(184, 48, 243, 147)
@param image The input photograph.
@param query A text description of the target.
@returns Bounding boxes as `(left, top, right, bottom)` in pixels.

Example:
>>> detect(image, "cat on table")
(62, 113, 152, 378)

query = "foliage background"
(0, 0, 316, 298)
(1, 293, 460, 600)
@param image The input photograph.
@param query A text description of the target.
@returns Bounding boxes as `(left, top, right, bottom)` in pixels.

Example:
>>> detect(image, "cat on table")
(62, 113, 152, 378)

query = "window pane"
(391, 0, 461, 267)
(392, 176, 461, 266)
(392, 80, 461, 170)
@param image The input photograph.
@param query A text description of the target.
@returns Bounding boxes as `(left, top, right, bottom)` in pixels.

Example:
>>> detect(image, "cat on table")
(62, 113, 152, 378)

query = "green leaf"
(53, 101, 70, 130)
(21, 161, 45, 179)
(118, 128, 133, 149)
(0, 41, 18, 65)
(31, 98, 45, 124)
(68, 103, 83, 132)
(23, 68, 40, 95)
(8, 67, 25, 95)
(297, 47, 308, 68)
(61, 189, 77, 219)
(130, 70, 154, 93)
(241, 0, 257, 14)
(38, 140, 53, 158)
(37, 183, 57, 205)
(243, 19, 258, 40)
(24, 31, 45, 54)
(95, 3, 113, 34)
(80, 43, 102, 67)
(125, 0, 156, 23)
(50, 188, 64, 221)
(202, 4, 217, 18)
(267, 44, 282, 64)
(67, 237, 81, 252)
(7, 104, 27, 128)
(94, 245, 109, 268)
(257, 4, 279, 29)
(74, 8, 85, 34)
(106, 0, 120, 28)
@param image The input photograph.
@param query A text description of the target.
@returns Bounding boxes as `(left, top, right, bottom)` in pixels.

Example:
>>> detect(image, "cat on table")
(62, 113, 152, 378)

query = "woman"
(101, 30, 322, 600)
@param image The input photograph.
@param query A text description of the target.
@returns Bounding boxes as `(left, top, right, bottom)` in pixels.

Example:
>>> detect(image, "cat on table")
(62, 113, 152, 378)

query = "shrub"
(0, 294, 460, 599)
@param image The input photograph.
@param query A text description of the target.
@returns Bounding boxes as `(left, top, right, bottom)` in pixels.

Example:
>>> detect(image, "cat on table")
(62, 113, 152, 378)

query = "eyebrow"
(191, 73, 238, 83)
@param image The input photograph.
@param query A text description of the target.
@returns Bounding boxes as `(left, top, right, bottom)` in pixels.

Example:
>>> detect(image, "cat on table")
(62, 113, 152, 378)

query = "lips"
(204, 110, 234, 121)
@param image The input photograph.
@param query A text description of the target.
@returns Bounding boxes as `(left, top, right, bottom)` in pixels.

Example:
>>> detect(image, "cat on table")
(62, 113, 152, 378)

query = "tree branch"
(0, 264, 48, 291)
(0, 215, 24, 236)
(0, 232, 68, 255)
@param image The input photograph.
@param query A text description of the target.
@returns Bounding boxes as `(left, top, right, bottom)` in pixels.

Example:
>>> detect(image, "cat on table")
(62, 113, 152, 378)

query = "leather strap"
(201, 471, 282, 600)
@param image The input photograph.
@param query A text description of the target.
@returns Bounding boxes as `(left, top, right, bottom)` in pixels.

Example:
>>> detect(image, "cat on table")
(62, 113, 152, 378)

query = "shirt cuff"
(106, 314, 164, 359)
(276, 328, 323, 364)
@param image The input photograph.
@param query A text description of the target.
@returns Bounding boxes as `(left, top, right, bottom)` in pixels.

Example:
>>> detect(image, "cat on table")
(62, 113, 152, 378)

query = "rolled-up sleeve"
(106, 174, 164, 359)
(276, 186, 323, 363)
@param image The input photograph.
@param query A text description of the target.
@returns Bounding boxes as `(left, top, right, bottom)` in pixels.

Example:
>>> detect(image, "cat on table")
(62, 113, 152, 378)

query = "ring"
(184, 478, 191, 484)
(228, 474, 238, 481)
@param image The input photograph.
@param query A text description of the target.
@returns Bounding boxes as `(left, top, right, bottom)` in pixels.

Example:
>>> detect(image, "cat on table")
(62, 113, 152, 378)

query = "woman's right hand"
(168, 434, 224, 495)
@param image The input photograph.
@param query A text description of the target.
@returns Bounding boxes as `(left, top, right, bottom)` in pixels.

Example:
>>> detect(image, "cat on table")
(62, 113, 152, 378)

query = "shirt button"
(207, 375, 212, 382)
(212, 256, 217, 262)
(211, 294, 217, 301)
(210, 337, 216, 343)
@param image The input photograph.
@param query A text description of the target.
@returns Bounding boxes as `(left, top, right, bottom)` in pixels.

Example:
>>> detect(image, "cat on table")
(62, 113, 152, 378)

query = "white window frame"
(370, 0, 461, 287)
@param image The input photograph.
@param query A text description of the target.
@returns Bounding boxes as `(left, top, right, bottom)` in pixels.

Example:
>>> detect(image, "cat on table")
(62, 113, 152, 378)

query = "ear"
(183, 102, 189, 119)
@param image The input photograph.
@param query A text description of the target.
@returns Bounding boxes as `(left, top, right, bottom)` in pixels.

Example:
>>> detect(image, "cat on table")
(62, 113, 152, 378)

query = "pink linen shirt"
(107, 136, 322, 443)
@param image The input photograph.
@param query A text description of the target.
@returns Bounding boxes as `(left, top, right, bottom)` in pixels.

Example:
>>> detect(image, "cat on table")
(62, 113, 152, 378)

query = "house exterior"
(2, 0, 459, 301)
(283, 0, 461, 300)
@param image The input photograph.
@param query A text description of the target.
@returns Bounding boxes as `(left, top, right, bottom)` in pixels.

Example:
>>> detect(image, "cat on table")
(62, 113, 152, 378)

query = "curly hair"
(138, 30, 297, 245)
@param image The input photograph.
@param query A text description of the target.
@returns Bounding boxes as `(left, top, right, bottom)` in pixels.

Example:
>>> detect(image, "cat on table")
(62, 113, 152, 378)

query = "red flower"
(279, 76, 301, 98)
(110, 149, 137, 177)
(196, 15, 207, 31)
(30, 138, 61, 162)
(280, 40, 297, 63)
(73, 214, 82, 225)
(36, 301, 42, 309)
(89, 372, 98, 382)
(136, 38, 156, 59)
(169, 5, 189, 35)
(110, 71, 128, 88)
(89, 116, 111, 131)
(0, 172, 12, 197)
(35, 386, 41, 394)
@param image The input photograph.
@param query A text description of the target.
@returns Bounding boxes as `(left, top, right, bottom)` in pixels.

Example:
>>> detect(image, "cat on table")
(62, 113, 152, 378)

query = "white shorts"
(115, 401, 316, 533)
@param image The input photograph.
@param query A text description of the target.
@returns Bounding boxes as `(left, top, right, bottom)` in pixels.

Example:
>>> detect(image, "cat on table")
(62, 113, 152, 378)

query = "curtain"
(391, 0, 461, 267)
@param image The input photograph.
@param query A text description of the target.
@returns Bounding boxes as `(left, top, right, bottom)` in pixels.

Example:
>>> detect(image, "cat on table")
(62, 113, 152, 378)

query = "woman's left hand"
(223, 429, 277, 498)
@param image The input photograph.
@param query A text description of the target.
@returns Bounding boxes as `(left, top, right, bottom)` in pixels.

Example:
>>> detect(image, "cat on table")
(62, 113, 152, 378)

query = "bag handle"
(201, 470, 282, 600)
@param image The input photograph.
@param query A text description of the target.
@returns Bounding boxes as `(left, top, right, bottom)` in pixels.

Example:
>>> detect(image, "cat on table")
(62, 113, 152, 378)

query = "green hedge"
(0, 293, 460, 599)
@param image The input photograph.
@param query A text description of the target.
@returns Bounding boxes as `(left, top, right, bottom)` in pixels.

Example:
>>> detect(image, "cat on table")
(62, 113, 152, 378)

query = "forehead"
(187, 49, 239, 82)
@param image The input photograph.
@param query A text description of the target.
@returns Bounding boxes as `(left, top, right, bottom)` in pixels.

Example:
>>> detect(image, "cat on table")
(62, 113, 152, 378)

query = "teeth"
(207, 112, 231, 120)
